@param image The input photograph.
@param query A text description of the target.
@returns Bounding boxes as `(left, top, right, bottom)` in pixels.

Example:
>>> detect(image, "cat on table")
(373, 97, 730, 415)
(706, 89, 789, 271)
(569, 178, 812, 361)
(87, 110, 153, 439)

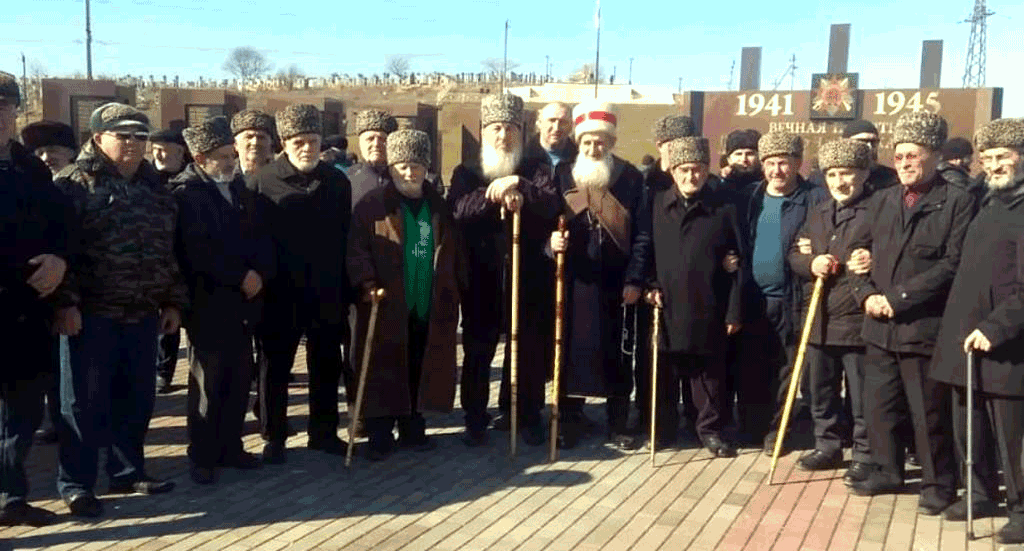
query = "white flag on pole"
(594, 0, 601, 30)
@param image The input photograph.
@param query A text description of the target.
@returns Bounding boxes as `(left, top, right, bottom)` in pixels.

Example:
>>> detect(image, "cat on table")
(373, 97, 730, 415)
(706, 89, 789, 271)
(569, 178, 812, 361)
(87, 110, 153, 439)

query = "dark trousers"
(257, 321, 350, 444)
(186, 329, 254, 468)
(733, 296, 791, 440)
(460, 334, 497, 433)
(1, 317, 49, 507)
(951, 386, 1024, 520)
(806, 344, 869, 461)
(863, 345, 955, 501)
(57, 315, 159, 499)
(498, 338, 546, 428)
(368, 316, 429, 445)
(157, 328, 181, 384)
(656, 352, 727, 442)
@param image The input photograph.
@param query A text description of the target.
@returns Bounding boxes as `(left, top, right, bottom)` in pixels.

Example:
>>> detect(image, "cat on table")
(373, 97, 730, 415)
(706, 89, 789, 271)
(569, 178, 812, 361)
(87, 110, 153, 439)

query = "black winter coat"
(172, 164, 275, 349)
(931, 181, 1024, 396)
(849, 175, 976, 355)
(349, 162, 441, 207)
(246, 156, 352, 328)
(651, 184, 743, 354)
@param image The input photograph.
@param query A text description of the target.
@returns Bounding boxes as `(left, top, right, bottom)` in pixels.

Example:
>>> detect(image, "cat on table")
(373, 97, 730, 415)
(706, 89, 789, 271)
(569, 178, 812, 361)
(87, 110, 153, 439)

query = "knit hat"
(0, 71, 20, 107)
(89, 102, 150, 133)
(386, 129, 431, 167)
(354, 109, 398, 135)
(183, 116, 233, 156)
(149, 128, 186, 146)
(725, 129, 760, 155)
(230, 109, 275, 137)
(573, 100, 617, 140)
(480, 93, 524, 128)
(666, 137, 710, 168)
(941, 137, 973, 161)
(275, 104, 322, 141)
(20, 121, 77, 151)
(974, 118, 1024, 153)
(758, 131, 804, 160)
(842, 119, 879, 139)
(653, 115, 695, 144)
(817, 139, 871, 172)
(893, 111, 948, 151)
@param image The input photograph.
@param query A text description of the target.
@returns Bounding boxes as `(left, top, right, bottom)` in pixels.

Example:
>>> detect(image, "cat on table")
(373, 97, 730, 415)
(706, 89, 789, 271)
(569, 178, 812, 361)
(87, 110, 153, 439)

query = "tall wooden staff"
(508, 208, 522, 457)
(650, 296, 661, 467)
(549, 216, 567, 462)
(768, 277, 825, 484)
(346, 288, 385, 468)
(966, 349, 975, 543)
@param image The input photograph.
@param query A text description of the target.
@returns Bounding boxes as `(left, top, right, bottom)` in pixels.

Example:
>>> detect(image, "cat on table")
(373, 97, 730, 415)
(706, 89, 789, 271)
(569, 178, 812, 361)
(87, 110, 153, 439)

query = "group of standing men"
(2, 65, 1024, 542)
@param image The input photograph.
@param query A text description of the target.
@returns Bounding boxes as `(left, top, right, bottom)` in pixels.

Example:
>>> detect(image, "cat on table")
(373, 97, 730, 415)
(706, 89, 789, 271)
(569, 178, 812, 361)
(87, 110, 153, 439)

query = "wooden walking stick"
(650, 295, 662, 467)
(509, 208, 522, 457)
(549, 216, 567, 462)
(768, 277, 825, 485)
(346, 288, 385, 468)
(966, 349, 975, 543)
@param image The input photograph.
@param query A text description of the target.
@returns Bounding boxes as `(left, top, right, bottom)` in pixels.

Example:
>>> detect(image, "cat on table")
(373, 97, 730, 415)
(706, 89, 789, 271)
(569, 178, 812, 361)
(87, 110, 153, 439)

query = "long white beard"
(481, 143, 522, 181)
(572, 154, 613, 189)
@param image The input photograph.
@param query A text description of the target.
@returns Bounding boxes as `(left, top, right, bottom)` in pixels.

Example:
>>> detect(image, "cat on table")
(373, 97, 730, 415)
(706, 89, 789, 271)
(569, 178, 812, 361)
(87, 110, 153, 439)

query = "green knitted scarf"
(402, 200, 433, 321)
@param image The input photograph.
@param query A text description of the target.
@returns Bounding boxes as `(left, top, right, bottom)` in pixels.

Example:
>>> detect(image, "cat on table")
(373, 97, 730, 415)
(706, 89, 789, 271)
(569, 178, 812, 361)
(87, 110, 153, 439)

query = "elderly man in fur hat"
(246, 104, 354, 464)
(54, 102, 187, 517)
(231, 109, 275, 177)
(348, 129, 466, 460)
(20, 121, 77, 176)
(845, 112, 974, 514)
(174, 117, 275, 484)
(448, 93, 560, 447)
(928, 118, 1024, 540)
(548, 100, 650, 450)
(786, 139, 876, 480)
(645, 136, 743, 456)
(349, 109, 399, 205)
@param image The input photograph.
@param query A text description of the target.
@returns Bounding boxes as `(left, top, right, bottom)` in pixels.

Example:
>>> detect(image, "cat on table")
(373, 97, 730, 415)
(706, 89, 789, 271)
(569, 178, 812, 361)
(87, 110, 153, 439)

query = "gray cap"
(89, 102, 150, 133)
(386, 129, 431, 167)
(666, 137, 710, 168)
(758, 131, 804, 160)
(230, 109, 275, 137)
(974, 118, 1024, 153)
(481, 93, 524, 128)
(275, 104, 322, 141)
(183, 116, 234, 156)
(653, 115, 695, 144)
(818, 139, 871, 172)
(893, 111, 948, 151)
(354, 109, 398, 135)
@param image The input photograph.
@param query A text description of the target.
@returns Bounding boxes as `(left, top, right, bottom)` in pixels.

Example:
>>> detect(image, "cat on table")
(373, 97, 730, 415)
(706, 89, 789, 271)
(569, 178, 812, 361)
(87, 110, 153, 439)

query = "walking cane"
(650, 296, 662, 467)
(346, 288, 385, 468)
(550, 216, 567, 462)
(966, 349, 975, 543)
(509, 208, 522, 457)
(768, 276, 825, 485)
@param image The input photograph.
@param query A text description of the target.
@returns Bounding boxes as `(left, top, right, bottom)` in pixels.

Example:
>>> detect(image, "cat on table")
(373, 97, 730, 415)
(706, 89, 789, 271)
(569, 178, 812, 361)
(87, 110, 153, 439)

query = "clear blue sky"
(4, 0, 1021, 117)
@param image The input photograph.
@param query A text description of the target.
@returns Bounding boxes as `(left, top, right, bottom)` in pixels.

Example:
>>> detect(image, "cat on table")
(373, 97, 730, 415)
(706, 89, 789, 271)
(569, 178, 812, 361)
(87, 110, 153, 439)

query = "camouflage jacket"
(54, 140, 188, 321)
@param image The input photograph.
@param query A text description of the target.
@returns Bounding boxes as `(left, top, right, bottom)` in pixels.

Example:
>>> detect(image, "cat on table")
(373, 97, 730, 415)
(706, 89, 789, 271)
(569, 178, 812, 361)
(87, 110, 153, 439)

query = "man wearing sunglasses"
(53, 102, 187, 518)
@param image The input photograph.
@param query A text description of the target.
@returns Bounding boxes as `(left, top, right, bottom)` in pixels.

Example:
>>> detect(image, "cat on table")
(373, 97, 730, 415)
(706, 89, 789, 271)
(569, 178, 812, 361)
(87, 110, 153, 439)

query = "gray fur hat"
(89, 102, 150, 133)
(666, 137, 710, 168)
(0, 71, 20, 107)
(653, 115, 695, 144)
(893, 111, 948, 151)
(183, 116, 233, 156)
(354, 109, 398, 136)
(387, 129, 431, 167)
(758, 131, 804, 160)
(818, 139, 871, 172)
(230, 109, 275, 137)
(480, 93, 524, 128)
(974, 118, 1024, 152)
(275, 104, 322, 141)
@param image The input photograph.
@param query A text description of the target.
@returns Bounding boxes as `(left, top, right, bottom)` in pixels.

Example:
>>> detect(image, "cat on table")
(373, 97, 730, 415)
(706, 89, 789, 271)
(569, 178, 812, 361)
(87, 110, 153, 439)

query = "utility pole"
(628, 57, 634, 85)
(85, 0, 93, 80)
(727, 59, 736, 90)
(678, 77, 682, 94)
(593, 0, 601, 98)
(501, 20, 509, 92)
(962, 0, 994, 87)
(545, 54, 550, 83)
(21, 53, 27, 107)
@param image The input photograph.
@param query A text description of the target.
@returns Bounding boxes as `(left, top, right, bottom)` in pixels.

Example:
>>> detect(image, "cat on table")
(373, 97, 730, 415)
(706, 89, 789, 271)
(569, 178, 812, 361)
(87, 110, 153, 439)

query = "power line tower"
(962, 0, 994, 88)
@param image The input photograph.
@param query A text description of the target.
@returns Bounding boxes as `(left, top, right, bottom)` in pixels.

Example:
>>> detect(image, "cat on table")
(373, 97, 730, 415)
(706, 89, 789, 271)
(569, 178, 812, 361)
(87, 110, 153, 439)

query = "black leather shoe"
(262, 441, 286, 464)
(556, 422, 580, 449)
(308, 437, 348, 456)
(398, 435, 437, 452)
(797, 450, 843, 471)
(848, 471, 904, 496)
(763, 432, 785, 457)
(942, 497, 1001, 521)
(34, 426, 58, 445)
(491, 414, 511, 431)
(843, 462, 874, 486)
(109, 476, 175, 495)
(704, 435, 737, 458)
(190, 465, 217, 485)
(609, 431, 641, 451)
(462, 429, 489, 448)
(906, 452, 920, 468)
(0, 501, 57, 527)
(220, 451, 261, 470)
(997, 519, 1024, 544)
(65, 493, 103, 518)
(522, 423, 545, 447)
(917, 494, 954, 516)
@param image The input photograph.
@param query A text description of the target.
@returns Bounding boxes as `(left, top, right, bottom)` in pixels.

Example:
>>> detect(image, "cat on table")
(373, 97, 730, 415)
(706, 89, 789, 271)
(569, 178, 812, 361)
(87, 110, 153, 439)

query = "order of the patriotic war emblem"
(809, 73, 860, 120)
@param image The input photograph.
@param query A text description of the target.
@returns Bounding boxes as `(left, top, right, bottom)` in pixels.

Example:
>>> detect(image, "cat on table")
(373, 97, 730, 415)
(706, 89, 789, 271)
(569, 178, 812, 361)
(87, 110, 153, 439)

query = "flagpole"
(502, 20, 509, 93)
(594, 1, 600, 98)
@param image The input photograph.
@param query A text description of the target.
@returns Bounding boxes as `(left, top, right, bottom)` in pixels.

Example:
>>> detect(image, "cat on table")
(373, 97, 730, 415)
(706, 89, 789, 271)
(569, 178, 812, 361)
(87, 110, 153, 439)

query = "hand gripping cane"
(768, 277, 825, 484)
(346, 288, 385, 468)
(650, 297, 662, 467)
(550, 216, 567, 463)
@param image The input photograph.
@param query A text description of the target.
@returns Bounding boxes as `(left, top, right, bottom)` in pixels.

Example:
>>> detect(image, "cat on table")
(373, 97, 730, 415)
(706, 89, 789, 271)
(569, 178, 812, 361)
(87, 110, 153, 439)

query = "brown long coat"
(347, 182, 467, 419)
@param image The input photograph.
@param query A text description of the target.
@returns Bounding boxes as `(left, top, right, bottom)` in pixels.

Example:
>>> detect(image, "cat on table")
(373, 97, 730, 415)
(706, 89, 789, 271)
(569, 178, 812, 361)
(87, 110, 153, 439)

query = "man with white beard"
(548, 101, 650, 450)
(448, 93, 560, 447)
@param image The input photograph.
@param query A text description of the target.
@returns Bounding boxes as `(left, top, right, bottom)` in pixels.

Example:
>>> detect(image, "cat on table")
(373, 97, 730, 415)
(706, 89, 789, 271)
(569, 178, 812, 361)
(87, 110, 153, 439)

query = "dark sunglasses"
(105, 131, 150, 142)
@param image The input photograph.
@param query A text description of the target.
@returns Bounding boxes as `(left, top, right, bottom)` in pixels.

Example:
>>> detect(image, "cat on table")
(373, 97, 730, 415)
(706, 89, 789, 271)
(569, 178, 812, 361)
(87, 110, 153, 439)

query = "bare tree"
(482, 58, 520, 81)
(223, 47, 273, 84)
(276, 64, 304, 90)
(386, 55, 412, 79)
(567, 63, 605, 84)
(28, 60, 47, 80)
